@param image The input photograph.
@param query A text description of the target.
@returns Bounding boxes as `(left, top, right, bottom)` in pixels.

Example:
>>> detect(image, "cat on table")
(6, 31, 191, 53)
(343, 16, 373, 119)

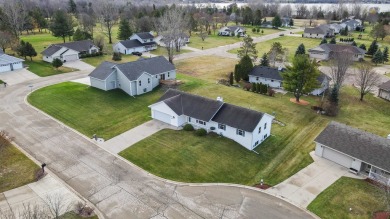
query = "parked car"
(132, 51, 142, 56)
(279, 33, 284, 36)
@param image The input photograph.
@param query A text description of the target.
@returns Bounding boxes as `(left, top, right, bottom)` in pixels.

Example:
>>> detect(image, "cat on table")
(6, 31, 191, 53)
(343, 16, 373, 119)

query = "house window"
(143, 40, 147, 42)
(236, 129, 245, 136)
(254, 141, 259, 146)
(264, 134, 268, 139)
(188, 117, 191, 122)
(168, 72, 170, 77)
(218, 124, 226, 130)
(264, 123, 267, 129)
(148, 78, 150, 84)
(256, 77, 259, 81)
(271, 80, 274, 82)
(139, 81, 141, 86)
(258, 127, 261, 133)
(196, 120, 206, 125)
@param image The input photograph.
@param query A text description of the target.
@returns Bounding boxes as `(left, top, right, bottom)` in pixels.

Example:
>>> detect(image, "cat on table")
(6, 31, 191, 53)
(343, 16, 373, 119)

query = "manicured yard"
(228, 36, 322, 62)
(28, 82, 163, 140)
(0, 80, 4, 84)
(24, 60, 75, 77)
(150, 46, 192, 56)
(81, 54, 139, 67)
(0, 144, 40, 193)
(308, 177, 388, 219)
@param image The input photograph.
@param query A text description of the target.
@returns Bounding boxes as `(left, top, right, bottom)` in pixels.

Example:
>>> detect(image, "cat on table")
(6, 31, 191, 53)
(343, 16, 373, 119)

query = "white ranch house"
(0, 49, 24, 73)
(378, 80, 390, 101)
(155, 33, 190, 47)
(315, 121, 390, 186)
(89, 56, 175, 96)
(308, 44, 365, 61)
(303, 25, 334, 39)
(41, 40, 99, 63)
(248, 66, 330, 96)
(113, 32, 157, 55)
(218, 26, 246, 37)
(150, 89, 274, 150)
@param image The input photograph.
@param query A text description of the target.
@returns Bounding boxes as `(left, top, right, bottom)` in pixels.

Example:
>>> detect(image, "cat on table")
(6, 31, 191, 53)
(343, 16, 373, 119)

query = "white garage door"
(153, 110, 172, 124)
(322, 147, 353, 168)
(0, 64, 11, 73)
(63, 54, 79, 62)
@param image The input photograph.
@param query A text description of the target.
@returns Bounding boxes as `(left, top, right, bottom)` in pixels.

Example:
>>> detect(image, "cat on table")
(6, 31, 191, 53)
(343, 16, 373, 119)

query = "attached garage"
(63, 54, 79, 62)
(0, 52, 25, 73)
(321, 147, 353, 168)
(152, 110, 172, 124)
(0, 64, 11, 73)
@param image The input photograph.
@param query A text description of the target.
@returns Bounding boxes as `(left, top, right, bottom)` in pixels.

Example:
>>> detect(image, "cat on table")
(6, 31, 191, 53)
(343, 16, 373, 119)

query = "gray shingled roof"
(119, 39, 156, 49)
(0, 54, 24, 65)
(41, 45, 62, 56)
(135, 32, 154, 39)
(379, 80, 390, 91)
(42, 40, 97, 56)
(116, 56, 174, 81)
(158, 89, 224, 122)
(304, 26, 327, 34)
(309, 44, 366, 54)
(227, 26, 244, 32)
(88, 61, 116, 80)
(249, 66, 284, 81)
(315, 121, 390, 172)
(212, 103, 264, 132)
(0, 49, 4, 54)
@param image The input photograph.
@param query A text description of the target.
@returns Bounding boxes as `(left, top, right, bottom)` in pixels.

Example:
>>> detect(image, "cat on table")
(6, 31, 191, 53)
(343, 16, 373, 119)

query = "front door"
(10, 64, 13, 71)
(160, 74, 165, 80)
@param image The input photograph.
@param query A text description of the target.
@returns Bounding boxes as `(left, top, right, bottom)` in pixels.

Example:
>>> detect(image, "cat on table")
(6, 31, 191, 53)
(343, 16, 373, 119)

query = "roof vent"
(217, 96, 223, 102)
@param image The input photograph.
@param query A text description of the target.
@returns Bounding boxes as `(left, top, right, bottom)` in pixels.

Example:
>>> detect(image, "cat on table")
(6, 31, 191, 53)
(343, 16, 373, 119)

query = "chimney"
(217, 96, 223, 102)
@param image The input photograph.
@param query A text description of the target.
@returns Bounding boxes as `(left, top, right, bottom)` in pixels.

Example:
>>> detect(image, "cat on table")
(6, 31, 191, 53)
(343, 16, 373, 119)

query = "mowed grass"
(229, 36, 322, 62)
(307, 177, 388, 219)
(150, 46, 192, 56)
(81, 54, 139, 67)
(61, 212, 98, 219)
(25, 60, 75, 77)
(28, 82, 163, 140)
(0, 144, 40, 193)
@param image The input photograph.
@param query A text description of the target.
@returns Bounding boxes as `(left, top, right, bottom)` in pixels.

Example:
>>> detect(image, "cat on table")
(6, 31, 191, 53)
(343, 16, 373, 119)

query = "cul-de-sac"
(0, 0, 390, 218)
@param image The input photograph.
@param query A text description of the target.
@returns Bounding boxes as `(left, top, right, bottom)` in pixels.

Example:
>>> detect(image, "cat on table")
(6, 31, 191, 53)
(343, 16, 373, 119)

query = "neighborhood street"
(0, 71, 315, 218)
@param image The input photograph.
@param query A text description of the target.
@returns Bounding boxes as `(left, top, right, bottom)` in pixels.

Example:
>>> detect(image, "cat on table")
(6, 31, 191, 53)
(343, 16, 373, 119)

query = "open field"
(0, 144, 40, 193)
(24, 60, 75, 77)
(81, 55, 139, 67)
(308, 177, 388, 219)
(150, 46, 192, 56)
(28, 82, 163, 140)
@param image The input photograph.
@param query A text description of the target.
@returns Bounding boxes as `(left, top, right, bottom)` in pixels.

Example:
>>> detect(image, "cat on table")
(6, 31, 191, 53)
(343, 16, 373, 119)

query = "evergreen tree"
(340, 25, 348, 36)
(329, 37, 336, 44)
(73, 28, 92, 41)
(24, 42, 37, 61)
(260, 53, 269, 66)
(289, 18, 294, 27)
(251, 83, 256, 92)
(272, 15, 282, 28)
(16, 40, 26, 59)
(256, 83, 260, 93)
(238, 55, 253, 81)
(234, 64, 241, 82)
(328, 85, 339, 105)
(49, 10, 74, 43)
(68, 0, 77, 14)
(295, 43, 306, 56)
(117, 19, 133, 40)
(383, 47, 389, 63)
(237, 35, 258, 61)
(351, 41, 357, 47)
(320, 38, 327, 45)
(372, 49, 383, 65)
(367, 40, 378, 56)
(229, 72, 234, 85)
(52, 58, 63, 69)
(112, 52, 122, 61)
(253, 9, 262, 26)
(359, 44, 367, 50)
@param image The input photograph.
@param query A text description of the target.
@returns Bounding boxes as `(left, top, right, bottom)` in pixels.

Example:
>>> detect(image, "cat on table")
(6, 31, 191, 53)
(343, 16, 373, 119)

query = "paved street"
(0, 70, 315, 218)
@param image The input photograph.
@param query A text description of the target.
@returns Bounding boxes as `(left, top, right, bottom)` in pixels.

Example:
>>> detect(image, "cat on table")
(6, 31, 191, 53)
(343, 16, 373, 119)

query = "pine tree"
(295, 43, 306, 56)
(372, 49, 383, 65)
(112, 52, 122, 61)
(383, 47, 389, 63)
(239, 55, 253, 81)
(256, 83, 261, 93)
(328, 85, 339, 105)
(272, 15, 282, 28)
(52, 58, 63, 69)
(234, 64, 241, 82)
(330, 37, 336, 44)
(351, 41, 357, 47)
(49, 10, 74, 43)
(359, 44, 366, 50)
(237, 35, 258, 61)
(367, 40, 378, 56)
(260, 53, 269, 66)
(24, 42, 37, 61)
(16, 40, 26, 59)
(320, 38, 327, 45)
(68, 0, 77, 14)
(289, 18, 294, 27)
(229, 72, 234, 85)
(117, 19, 133, 40)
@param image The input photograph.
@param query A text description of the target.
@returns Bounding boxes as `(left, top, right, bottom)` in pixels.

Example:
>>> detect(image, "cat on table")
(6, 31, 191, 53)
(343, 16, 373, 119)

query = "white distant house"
(378, 80, 390, 101)
(113, 32, 157, 55)
(155, 33, 190, 47)
(303, 24, 334, 39)
(248, 66, 330, 95)
(315, 121, 390, 186)
(149, 89, 274, 150)
(0, 49, 24, 73)
(218, 26, 246, 37)
(41, 40, 99, 63)
(89, 56, 175, 96)
(329, 23, 343, 34)
(340, 19, 362, 31)
(308, 44, 366, 61)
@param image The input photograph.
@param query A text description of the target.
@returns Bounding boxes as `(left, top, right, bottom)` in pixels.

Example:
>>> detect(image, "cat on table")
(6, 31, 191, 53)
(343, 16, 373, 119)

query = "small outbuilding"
(378, 80, 390, 101)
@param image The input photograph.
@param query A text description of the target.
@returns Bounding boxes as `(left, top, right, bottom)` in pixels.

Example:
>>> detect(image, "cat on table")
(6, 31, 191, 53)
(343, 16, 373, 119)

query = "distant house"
(149, 89, 274, 150)
(89, 56, 175, 96)
(0, 49, 24, 73)
(308, 44, 365, 61)
(261, 21, 273, 28)
(329, 23, 343, 34)
(41, 40, 99, 63)
(281, 17, 292, 27)
(113, 32, 157, 55)
(156, 33, 190, 47)
(303, 24, 334, 39)
(315, 121, 390, 186)
(218, 26, 246, 37)
(378, 80, 390, 101)
(340, 19, 362, 31)
(248, 66, 330, 95)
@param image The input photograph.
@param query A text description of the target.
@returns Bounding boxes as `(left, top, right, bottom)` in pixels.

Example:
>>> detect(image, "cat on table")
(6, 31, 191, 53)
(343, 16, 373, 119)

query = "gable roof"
(309, 44, 366, 54)
(42, 40, 97, 56)
(315, 121, 390, 172)
(135, 32, 154, 39)
(304, 26, 328, 34)
(249, 66, 284, 81)
(115, 56, 175, 81)
(379, 80, 390, 91)
(0, 53, 24, 65)
(88, 61, 116, 80)
(118, 39, 156, 49)
(41, 45, 63, 56)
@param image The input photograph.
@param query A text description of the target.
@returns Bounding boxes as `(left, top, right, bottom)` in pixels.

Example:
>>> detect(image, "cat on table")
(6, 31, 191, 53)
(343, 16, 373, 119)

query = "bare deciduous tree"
(19, 203, 50, 219)
(354, 62, 381, 101)
(329, 51, 354, 92)
(44, 194, 73, 219)
(94, 1, 119, 44)
(79, 13, 96, 39)
(2, 0, 27, 38)
(0, 31, 14, 52)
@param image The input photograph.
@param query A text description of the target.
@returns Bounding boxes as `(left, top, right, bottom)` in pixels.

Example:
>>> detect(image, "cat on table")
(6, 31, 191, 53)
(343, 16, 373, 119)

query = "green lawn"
(308, 177, 388, 219)
(0, 144, 40, 193)
(0, 80, 4, 84)
(385, 73, 390, 78)
(28, 82, 163, 140)
(150, 46, 192, 56)
(24, 60, 75, 77)
(81, 54, 139, 67)
(228, 36, 322, 62)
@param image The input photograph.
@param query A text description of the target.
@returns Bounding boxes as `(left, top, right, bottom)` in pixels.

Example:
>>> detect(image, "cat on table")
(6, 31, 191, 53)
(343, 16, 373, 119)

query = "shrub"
(195, 128, 207, 136)
(183, 124, 194, 131)
(112, 52, 122, 61)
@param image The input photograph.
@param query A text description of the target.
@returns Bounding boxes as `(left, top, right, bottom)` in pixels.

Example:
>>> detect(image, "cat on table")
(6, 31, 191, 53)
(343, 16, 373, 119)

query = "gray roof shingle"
(379, 80, 390, 91)
(41, 45, 62, 56)
(315, 121, 390, 172)
(249, 66, 284, 81)
(88, 61, 116, 80)
(135, 32, 155, 39)
(0, 54, 24, 65)
(42, 40, 98, 56)
(116, 56, 175, 81)
(309, 44, 366, 55)
(119, 39, 156, 49)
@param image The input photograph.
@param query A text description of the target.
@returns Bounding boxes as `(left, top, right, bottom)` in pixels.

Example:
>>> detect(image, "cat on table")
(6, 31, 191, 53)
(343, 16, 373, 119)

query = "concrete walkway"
(265, 151, 364, 208)
(63, 60, 95, 71)
(99, 120, 177, 154)
(0, 68, 39, 86)
(71, 77, 91, 86)
(0, 175, 81, 218)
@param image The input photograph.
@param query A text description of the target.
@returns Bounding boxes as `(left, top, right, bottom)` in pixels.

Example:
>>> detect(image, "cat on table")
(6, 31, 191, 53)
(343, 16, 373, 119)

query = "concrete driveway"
(71, 77, 91, 86)
(99, 120, 177, 154)
(0, 68, 39, 85)
(265, 151, 363, 208)
(63, 60, 95, 71)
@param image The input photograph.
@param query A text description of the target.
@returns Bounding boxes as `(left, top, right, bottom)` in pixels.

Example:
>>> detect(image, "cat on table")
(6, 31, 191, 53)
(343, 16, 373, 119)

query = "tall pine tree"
(238, 55, 253, 81)
(320, 38, 327, 45)
(272, 15, 282, 28)
(117, 19, 133, 40)
(359, 44, 366, 50)
(260, 53, 269, 66)
(50, 10, 74, 43)
(24, 42, 37, 61)
(367, 40, 378, 56)
(295, 43, 306, 56)
(234, 64, 241, 82)
(372, 49, 383, 65)
(383, 47, 389, 63)
(329, 37, 336, 44)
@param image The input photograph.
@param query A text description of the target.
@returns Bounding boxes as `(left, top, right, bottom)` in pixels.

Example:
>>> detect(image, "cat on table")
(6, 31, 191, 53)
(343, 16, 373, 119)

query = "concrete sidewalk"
(99, 120, 177, 154)
(0, 175, 81, 218)
(265, 151, 364, 208)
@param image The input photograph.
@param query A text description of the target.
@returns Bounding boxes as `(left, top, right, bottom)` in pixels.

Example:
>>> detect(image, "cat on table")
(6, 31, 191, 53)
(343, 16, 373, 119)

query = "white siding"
(90, 77, 107, 91)
(12, 62, 23, 70)
(0, 64, 11, 73)
(316, 144, 354, 168)
(303, 33, 325, 39)
(136, 73, 153, 95)
(116, 69, 132, 95)
(150, 102, 184, 127)
(105, 71, 118, 90)
(309, 51, 328, 60)
(250, 114, 273, 149)
(379, 89, 390, 101)
(249, 76, 282, 88)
